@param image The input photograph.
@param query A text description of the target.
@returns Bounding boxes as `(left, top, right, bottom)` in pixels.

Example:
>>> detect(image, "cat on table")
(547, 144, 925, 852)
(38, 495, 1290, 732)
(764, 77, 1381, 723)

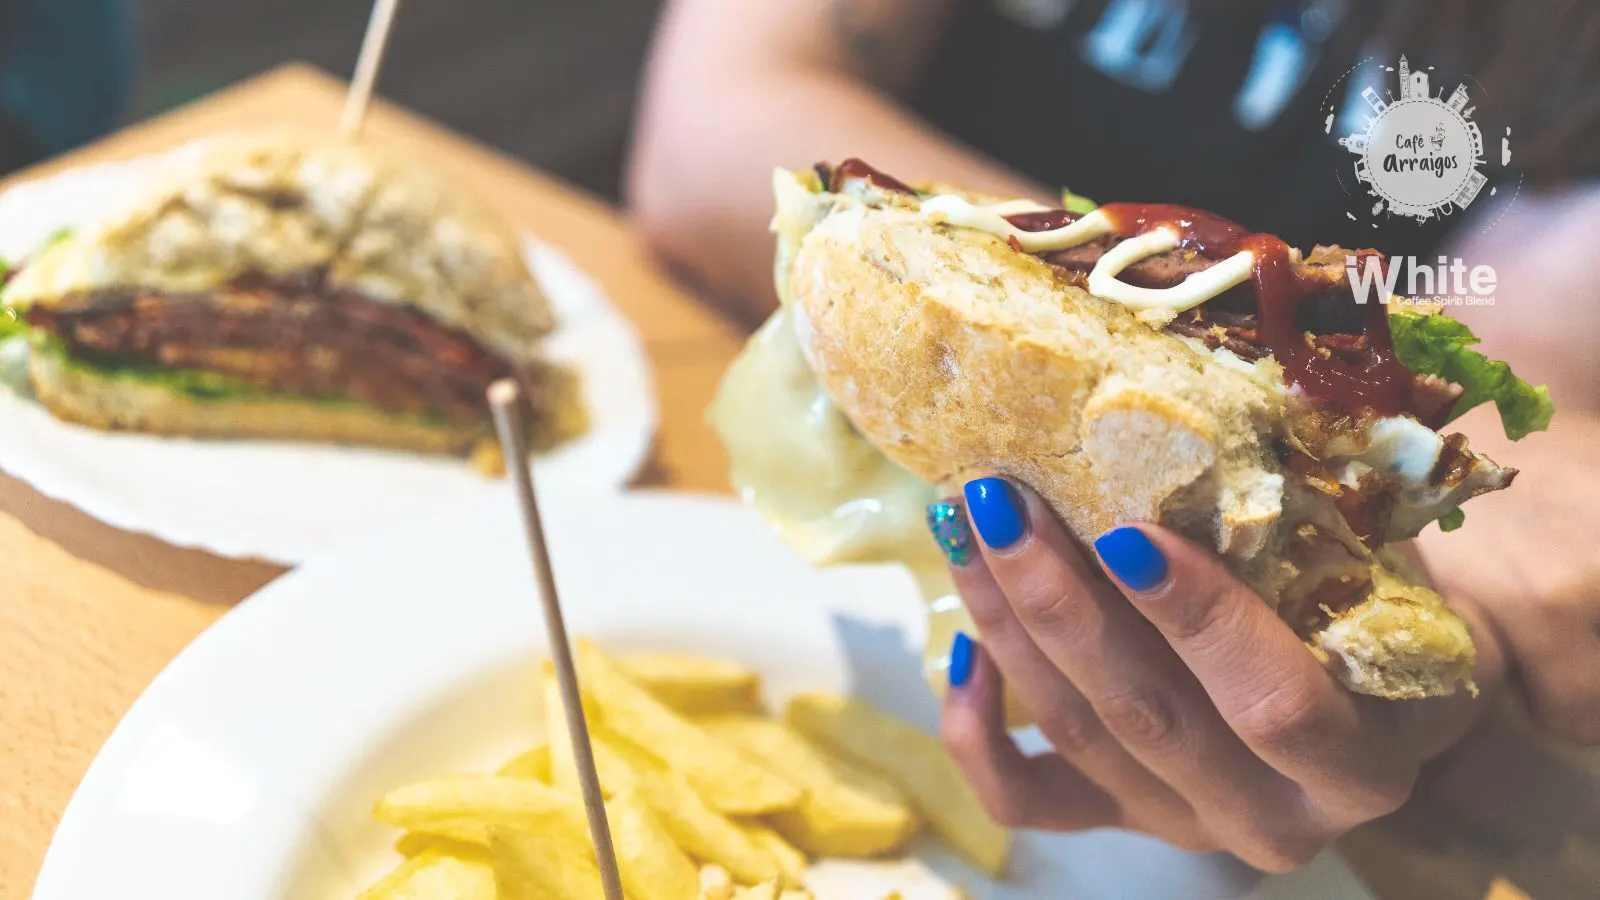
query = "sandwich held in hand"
(713, 159, 1553, 701)
(0, 131, 585, 472)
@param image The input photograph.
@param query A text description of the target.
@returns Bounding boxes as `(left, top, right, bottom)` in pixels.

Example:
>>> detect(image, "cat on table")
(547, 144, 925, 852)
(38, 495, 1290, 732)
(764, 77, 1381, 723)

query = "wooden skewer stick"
(487, 379, 625, 900)
(340, 0, 404, 135)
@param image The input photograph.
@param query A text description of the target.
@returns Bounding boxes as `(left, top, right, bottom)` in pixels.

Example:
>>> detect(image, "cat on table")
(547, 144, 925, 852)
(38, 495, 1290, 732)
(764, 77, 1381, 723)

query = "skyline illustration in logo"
(1336, 56, 1499, 223)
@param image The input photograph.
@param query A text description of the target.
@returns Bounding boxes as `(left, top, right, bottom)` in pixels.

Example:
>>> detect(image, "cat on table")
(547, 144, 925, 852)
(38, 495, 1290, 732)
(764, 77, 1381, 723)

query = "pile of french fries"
(356, 640, 1010, 899)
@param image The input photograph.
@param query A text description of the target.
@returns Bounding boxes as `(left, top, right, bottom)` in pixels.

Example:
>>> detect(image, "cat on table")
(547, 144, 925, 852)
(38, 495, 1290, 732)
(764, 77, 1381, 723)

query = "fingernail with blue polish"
(949, 631, 976, 689)
(963, 478, 1026, 550)
(926, 501, 974, 566)
(1094, 526, 1168, 592)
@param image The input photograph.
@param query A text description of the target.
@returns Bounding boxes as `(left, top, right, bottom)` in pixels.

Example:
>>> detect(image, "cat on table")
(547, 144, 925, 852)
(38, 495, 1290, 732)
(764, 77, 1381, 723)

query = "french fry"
(633, 769, 783, 885)
(698, 863, 735, 900)
(701, 715, 918, 858)
(601, 726, 668, 775)
(554, 716, 780, 887)
(365, 644, 991, 900)
(393, 831, 487, 860)
(728, 885, 814, 900)
(786, 693, 1011, 875)
(544, 673, 647, 796)
(495, 742, 552, 782)
(576, 640, 801, 814)
(731, 883, 818, 900)
(394, 817, 496, 847)
(742, 823, 808, 885)
(373, 775, 588, 852)
(620, 653, 763, 715)
(356, 849, 495, 900)
(608, 789, 701, 900)
(488, 825, 605, 900)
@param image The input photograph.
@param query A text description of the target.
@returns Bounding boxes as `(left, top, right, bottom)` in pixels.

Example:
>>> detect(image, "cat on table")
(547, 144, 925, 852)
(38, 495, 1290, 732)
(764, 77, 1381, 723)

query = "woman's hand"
(1416, 412, 1600, 745)
(929, 478, 1504, 872)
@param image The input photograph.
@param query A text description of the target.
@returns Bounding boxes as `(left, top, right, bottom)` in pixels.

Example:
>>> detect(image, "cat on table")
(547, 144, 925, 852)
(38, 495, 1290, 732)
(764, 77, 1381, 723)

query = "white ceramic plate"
(0, 155, 656, 563)
(34, 492, 1375, 899)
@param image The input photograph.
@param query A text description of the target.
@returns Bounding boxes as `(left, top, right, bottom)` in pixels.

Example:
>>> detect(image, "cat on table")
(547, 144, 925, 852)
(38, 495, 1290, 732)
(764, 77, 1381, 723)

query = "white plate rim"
(31, 491, 1376, 900)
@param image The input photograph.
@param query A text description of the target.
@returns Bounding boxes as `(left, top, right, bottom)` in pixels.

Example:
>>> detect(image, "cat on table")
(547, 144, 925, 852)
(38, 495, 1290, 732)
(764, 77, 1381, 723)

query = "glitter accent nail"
(926, 501, 974, 566)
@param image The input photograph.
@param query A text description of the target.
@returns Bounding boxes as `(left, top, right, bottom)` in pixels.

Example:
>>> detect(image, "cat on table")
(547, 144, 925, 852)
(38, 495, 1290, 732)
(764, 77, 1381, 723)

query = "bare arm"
(626, 0, 1051, 321)
(1443, 183, 1600, 411)
(1419, 184, 1600, 744)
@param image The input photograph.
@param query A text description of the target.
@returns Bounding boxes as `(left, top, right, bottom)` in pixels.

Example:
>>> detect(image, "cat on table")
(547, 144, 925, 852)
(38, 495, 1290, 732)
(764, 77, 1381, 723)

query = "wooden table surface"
(0, 64, 1593, 900)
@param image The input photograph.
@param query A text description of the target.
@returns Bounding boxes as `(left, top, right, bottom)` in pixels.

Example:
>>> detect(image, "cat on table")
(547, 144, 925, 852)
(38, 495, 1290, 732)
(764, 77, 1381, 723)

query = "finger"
(1094, 523, 1412, 809)
(961, 479, 1298, 832)
(929, 498, 1200, 836)
(941, 636, 1120, 830)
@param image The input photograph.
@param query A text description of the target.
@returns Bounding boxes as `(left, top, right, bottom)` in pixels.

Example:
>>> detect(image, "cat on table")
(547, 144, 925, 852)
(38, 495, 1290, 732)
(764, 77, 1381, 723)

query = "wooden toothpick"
(340, 0, 404, 135)
(487, 379, 626, 900)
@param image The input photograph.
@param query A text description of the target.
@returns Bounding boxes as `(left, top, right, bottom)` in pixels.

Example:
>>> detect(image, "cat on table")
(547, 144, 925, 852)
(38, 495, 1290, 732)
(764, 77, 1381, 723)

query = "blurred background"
(0, 0, 662, 199)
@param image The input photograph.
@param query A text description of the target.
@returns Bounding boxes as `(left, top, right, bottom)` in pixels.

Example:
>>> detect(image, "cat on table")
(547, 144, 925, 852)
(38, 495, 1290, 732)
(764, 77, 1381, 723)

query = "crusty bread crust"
(781, 182, 1475, 698)
(5, 130, 554, 366)
(1314, 561, 1477, 700)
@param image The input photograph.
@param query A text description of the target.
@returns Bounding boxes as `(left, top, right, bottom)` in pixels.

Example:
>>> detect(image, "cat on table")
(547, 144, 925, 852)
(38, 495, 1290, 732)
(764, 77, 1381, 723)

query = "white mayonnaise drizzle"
(919, 195, 1112, 252)
(918, 194, 1257, 315)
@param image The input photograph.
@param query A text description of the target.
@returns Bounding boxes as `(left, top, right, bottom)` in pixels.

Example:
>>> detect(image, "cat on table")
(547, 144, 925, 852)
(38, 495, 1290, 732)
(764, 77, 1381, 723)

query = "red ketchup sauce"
(1004, 202, 1414, 416)
(830, 158, 918, 195)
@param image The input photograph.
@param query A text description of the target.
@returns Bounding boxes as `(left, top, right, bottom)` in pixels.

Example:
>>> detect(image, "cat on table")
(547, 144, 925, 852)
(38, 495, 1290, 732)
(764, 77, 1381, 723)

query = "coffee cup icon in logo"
(1337, 56, 1491, 222)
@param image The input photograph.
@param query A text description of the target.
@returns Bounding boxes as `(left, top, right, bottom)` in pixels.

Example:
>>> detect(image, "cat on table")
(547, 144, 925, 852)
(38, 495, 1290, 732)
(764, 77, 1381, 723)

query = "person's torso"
(910, 0, 1459, 259)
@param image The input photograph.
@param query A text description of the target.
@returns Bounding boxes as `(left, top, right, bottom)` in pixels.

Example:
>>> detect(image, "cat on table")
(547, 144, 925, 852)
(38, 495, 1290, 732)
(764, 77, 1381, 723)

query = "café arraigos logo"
(1337, 56, 1494, 222)
(1324, 56, 1515, 306)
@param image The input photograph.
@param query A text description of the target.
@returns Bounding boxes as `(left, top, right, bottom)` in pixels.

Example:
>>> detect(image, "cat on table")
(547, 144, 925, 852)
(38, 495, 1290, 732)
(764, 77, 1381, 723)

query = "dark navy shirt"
(0, 0, 134, 170)
(910, 0, 1475, 260)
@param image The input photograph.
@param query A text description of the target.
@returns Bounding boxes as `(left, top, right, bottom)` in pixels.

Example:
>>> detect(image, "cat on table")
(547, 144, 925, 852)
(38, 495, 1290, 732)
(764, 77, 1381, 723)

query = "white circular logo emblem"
(1336, 56, 1493, 222)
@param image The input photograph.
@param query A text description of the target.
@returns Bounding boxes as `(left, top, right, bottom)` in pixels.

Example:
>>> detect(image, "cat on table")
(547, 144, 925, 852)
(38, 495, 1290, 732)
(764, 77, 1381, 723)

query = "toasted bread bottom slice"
(27, 346, 587, 468)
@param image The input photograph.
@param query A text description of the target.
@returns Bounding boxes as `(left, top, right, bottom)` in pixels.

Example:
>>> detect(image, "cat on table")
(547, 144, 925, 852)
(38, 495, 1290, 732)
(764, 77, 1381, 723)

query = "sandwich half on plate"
(0, 131, 585, 472)
(712, 160, 1553, 700)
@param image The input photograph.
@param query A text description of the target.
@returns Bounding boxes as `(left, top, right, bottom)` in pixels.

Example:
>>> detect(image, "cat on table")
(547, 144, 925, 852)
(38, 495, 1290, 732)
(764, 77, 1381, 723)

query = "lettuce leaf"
(0, 305, 22, 341)
(34, 337, 450, 425)
(1437, 508, 1466, 532)
(1060, 187, 1098, 214)
(1388, 309, 1554, 440)
(37, 337, 260, 400)
(0, 227, 76, 338)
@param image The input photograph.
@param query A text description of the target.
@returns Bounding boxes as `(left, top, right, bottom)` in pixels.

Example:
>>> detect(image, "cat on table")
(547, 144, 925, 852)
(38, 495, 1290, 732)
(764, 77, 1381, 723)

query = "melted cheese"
(711, 305, 1032, 723)
(708, 307, 942, 572)
(1324, 414, 1444, 488)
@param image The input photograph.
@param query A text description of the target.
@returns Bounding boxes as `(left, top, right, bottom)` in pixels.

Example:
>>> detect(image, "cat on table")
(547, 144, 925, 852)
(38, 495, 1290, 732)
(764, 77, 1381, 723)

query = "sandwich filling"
(22, 270, 519, 426)
(826, 159, 1479, 425)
